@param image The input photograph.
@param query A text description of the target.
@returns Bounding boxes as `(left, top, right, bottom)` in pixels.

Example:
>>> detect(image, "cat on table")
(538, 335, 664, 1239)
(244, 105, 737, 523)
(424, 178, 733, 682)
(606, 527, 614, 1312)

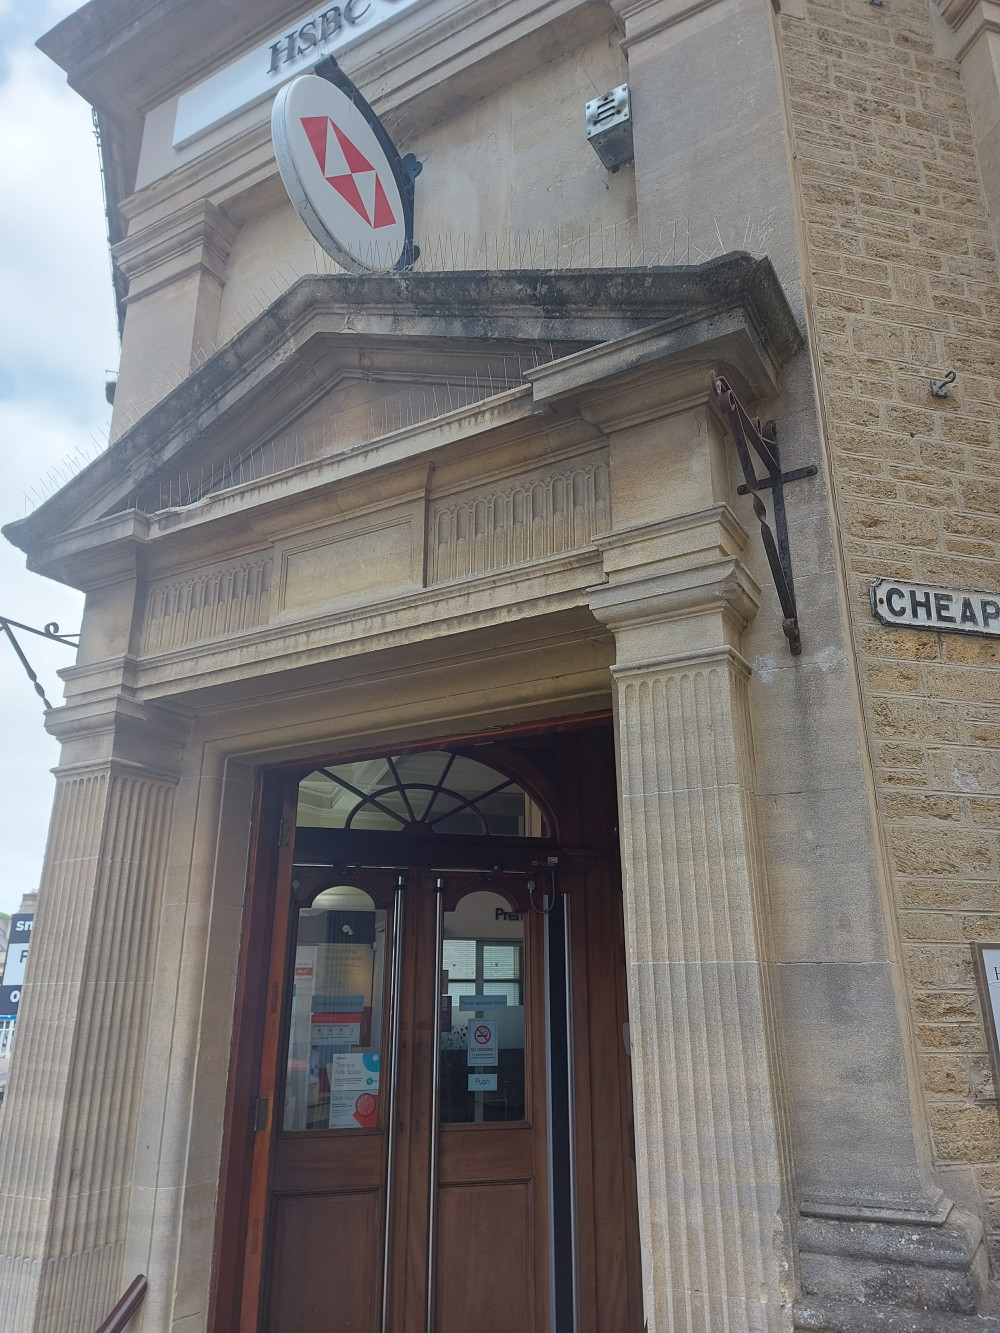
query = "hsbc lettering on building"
(266, 2, 373, 74)
(173, 0, 429, 147)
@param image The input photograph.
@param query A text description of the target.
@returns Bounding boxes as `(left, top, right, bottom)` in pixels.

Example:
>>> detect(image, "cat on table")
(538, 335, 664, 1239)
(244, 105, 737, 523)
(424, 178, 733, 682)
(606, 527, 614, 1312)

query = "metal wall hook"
(930, 370, 956, 397)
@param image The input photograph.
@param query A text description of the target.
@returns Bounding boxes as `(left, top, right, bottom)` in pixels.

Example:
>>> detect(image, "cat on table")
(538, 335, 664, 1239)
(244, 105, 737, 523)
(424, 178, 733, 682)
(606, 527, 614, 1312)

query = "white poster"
(328, 1051, 380, 1128)
(467, 1019, 498, 1067)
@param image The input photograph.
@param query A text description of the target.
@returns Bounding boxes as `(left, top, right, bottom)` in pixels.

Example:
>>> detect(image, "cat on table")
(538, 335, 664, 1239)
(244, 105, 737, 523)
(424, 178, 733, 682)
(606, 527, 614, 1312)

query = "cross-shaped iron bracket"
(711, 374, 817, 656)
(0, 616, 79, 712)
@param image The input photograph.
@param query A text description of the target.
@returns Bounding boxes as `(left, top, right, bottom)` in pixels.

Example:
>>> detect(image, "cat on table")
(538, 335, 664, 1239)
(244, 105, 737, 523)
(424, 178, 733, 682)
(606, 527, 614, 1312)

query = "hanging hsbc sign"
(173, 0, 429, 147)
(272, 64, 419, 272)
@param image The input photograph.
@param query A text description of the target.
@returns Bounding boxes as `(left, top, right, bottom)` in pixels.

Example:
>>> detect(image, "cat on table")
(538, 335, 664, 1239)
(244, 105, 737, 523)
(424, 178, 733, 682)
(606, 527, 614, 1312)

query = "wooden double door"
(219, 731, 643, 1333)
(252, 865, 550, 1333)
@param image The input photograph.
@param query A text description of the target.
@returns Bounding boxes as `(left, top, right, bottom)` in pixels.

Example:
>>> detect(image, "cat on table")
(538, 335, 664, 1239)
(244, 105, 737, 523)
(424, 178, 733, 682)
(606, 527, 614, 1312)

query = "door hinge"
(277, 818, 289, 848)
(251, 1096, 269, 1132)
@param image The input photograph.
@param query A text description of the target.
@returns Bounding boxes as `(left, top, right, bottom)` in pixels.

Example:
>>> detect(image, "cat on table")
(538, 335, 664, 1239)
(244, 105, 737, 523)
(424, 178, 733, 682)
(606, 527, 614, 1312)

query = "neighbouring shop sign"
(870, 578, 1000, 637)
(173, 0, 429, 147)
(973, 946, 1000, 1114)
(0, 913, 33, 1018)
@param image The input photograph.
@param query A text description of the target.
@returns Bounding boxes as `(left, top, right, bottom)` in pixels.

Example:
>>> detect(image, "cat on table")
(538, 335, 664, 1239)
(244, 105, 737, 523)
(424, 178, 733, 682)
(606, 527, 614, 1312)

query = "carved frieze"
(141, 556, 273, 653)
(427, 452, 610, 584)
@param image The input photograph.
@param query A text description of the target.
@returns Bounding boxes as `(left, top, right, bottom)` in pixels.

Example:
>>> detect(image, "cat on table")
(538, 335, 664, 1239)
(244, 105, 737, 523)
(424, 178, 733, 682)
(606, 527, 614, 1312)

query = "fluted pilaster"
(0, 763, 175, 1332)
(613, 646, 792, 1331)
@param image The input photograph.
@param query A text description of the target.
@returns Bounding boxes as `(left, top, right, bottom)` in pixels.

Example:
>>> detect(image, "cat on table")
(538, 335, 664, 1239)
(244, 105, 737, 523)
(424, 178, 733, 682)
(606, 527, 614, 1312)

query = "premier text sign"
(870, 578, 1000, 637)
(173, 0, 428, 147)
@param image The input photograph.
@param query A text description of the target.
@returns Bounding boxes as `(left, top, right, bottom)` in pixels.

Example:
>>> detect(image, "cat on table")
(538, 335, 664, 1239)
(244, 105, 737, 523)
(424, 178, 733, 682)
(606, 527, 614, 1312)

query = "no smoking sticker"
(467, 1018, 498, 1067)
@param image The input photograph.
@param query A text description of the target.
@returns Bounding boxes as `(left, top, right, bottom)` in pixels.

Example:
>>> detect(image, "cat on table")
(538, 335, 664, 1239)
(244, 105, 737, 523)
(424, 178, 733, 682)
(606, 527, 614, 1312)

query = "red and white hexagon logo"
(300, 116, 397, 229)
(272, 74, 407, 273)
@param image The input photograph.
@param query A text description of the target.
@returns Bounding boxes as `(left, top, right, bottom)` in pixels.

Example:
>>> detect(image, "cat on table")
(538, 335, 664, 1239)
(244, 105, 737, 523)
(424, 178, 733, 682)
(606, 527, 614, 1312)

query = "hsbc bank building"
(5, 0, 1000, 1330)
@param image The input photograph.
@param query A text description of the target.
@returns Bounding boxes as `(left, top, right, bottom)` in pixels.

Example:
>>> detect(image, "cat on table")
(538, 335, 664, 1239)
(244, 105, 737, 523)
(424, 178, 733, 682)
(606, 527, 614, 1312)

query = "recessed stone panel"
(279, 518, 416, 612)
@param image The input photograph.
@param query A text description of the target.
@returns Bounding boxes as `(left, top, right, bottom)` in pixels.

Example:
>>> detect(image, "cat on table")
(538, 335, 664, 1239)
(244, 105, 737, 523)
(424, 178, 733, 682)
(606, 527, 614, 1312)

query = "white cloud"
(0, 11, 119, 915)
(0, 50, 118, 402)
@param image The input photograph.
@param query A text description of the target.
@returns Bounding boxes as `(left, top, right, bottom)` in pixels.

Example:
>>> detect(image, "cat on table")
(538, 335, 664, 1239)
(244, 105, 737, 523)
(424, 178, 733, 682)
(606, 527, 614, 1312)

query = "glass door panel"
(432, 879, 548, 1333)
(262, 872, 398, 1333)
(440, 890, 526, 1124)
(282, 884, 387, 1132)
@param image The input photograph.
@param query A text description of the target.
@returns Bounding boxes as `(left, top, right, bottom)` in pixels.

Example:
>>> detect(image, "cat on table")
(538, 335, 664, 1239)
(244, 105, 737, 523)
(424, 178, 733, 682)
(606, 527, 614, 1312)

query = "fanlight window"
(297, 751, 545, 838)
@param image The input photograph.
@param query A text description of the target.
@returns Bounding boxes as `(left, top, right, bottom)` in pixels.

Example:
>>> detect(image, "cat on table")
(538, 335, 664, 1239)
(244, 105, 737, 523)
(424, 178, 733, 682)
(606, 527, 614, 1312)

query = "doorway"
(215, 727, 642, 1333)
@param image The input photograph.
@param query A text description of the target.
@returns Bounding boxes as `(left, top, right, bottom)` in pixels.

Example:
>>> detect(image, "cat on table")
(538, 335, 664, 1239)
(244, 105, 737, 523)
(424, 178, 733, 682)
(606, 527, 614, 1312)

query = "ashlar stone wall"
(778, 0, 1000, 1274)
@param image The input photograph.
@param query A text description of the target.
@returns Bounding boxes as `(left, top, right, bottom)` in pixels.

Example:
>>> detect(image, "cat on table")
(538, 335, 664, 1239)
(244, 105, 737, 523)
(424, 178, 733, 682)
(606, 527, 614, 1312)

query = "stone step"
(797, 1212, 991, 1315)
(795, 1297, 1000, 1333)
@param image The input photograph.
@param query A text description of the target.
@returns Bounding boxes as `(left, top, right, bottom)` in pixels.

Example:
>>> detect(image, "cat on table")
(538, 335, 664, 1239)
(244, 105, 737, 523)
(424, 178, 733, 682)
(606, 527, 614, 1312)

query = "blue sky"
(0, 1, 120, 916)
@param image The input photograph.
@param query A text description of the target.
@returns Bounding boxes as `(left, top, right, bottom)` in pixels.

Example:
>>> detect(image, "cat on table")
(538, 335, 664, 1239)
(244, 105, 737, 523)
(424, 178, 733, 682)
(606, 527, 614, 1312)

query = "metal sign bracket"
(711, 374, 817, 656)
(0, 616, 79, 712)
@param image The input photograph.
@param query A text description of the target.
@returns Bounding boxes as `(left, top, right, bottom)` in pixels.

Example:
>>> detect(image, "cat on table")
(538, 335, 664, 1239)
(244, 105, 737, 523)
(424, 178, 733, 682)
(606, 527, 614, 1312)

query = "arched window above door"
(297, 750, 547, 838)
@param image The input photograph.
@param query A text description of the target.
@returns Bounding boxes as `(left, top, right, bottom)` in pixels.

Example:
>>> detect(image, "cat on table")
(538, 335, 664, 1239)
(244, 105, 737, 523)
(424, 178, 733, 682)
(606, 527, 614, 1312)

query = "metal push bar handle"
(425, 878, 445, 1333)
(381, 876, 406, 1333)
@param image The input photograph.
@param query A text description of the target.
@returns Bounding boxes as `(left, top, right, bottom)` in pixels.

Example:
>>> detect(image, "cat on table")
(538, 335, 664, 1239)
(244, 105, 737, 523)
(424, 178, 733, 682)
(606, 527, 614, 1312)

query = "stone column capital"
(113, 198, 238, 304)
(933, 0, 998, 30)
(932, 0, 1000, 59)
(589, 504, 760, 660)
(929, 0, 1000, 255)
(607, 0, 729, 51)
(45, 691, 192, 781)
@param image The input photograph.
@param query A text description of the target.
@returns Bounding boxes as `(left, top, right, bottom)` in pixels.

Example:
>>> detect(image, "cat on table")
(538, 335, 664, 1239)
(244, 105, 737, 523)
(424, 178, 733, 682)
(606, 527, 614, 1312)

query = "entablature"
(8, 257, 802, 707)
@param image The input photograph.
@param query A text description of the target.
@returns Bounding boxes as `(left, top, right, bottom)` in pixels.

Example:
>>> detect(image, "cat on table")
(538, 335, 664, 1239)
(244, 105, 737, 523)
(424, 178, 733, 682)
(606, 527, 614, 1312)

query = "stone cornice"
(39, 0, 614, 273)
(121, 122, 275, 234)
(3, 256, 802, 570)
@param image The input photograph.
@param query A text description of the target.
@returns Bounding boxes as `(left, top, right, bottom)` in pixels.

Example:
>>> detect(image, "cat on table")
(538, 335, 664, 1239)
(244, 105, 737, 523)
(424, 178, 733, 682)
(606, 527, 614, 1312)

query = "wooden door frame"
(210, 770, 291, 1333)
(209, 717, 641, 1333)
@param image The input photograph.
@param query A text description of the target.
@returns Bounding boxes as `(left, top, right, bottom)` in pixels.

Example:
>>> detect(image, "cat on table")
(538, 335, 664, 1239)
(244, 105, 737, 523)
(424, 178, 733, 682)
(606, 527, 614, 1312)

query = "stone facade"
(1, 0, 1000, 1330)
(778, 0, 1000, 1275)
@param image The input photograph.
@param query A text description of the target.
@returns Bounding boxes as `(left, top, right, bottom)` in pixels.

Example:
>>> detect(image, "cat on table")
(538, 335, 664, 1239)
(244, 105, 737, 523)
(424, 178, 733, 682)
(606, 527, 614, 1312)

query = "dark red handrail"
(95, 1275, 147, 1333)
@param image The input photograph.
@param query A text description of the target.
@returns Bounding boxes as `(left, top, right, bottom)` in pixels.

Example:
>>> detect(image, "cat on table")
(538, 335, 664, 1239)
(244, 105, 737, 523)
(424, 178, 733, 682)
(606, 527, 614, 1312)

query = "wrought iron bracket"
(711, 375, 817, 656)
(0, 616, 79, 712)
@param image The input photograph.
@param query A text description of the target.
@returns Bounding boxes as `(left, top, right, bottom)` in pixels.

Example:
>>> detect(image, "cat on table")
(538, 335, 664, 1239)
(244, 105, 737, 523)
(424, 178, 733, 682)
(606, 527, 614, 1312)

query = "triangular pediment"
(119, 333, 584, 517)
(4, 258, 802, 570)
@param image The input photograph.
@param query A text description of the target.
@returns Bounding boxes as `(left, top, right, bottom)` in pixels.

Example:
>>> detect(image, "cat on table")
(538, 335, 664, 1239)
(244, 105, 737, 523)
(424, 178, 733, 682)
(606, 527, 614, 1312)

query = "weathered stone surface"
(780, 0, 1000, 1281)
(795, 1298, 1000, 1332)
(798, 1213, 988, 1314)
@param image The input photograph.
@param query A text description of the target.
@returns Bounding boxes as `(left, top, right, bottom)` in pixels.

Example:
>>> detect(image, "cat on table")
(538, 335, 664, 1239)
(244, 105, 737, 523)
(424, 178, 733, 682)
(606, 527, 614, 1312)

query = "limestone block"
(607, 406, 730, 532)
(277, 512, 418, 613)
(778, 961, 946, 1218)
(612, 0, 801, 281)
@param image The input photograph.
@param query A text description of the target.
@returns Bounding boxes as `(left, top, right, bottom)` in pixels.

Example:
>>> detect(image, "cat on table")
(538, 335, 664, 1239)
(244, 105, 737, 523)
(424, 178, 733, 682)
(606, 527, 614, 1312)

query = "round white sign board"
(272, 74, 407, 273)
